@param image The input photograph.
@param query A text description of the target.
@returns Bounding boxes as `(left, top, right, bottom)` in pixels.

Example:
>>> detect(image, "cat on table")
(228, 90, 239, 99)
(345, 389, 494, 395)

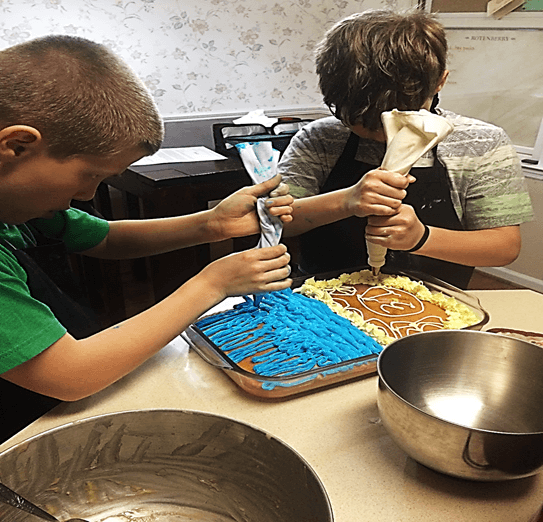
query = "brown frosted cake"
(299, 270, 481, 345)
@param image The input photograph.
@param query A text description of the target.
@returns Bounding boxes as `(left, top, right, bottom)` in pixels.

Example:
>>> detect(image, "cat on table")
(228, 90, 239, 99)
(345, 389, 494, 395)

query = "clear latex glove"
(366, 109, 454, 275)
(235, 141, 283, 304)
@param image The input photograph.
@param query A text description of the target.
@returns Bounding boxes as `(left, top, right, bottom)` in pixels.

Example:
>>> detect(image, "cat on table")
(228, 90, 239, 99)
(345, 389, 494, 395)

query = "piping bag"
(235, 141, 283, 306)
(366, 109, 454, 276)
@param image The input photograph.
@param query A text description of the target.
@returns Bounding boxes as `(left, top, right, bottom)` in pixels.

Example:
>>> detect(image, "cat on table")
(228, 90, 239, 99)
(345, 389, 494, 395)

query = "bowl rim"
(0, 408, 334, 520)
(0, 408, 332, 467)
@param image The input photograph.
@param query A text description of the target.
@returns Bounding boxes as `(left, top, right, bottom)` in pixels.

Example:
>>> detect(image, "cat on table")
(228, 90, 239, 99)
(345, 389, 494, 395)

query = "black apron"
(0, 224, 102, 444)
(299, 132, 474, 289)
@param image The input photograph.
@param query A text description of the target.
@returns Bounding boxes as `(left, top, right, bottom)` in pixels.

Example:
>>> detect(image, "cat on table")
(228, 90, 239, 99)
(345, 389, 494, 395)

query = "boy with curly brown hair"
(280, 9, 532, 288)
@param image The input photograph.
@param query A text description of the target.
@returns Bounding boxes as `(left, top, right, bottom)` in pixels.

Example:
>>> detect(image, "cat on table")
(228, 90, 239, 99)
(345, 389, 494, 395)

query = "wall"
(438, 25, 543, 149)
(479, 171, 543, 293)
(508, 175, 543, 282)
(0, 0, 413, 119)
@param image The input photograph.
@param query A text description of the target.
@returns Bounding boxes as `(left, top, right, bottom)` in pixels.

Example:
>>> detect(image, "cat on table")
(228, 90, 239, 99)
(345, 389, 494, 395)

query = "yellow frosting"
(299, 270, 480, 345)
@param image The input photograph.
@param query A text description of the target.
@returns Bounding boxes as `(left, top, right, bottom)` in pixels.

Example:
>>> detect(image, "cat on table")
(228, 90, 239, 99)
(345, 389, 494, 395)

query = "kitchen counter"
(1, 289, 542, 522)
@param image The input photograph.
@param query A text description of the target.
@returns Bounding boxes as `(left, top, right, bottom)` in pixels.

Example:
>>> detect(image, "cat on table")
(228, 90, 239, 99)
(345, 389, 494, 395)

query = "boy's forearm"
(88, 211, 224, 259)
(3, 273, 223, 401)
(283, 189, 351, 236)
(414, 226, 521, 267)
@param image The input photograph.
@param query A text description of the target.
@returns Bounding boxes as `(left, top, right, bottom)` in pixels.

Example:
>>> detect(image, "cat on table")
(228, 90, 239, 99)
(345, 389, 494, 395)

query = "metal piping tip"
(371, 266, 380, 277)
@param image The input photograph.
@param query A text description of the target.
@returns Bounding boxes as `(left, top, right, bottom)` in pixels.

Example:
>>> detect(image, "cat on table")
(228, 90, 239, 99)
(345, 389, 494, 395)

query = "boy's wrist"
(338, 187, 358, 219)
(205, 208, 227, 243)
(180, 271, 225, 310)
(406, 224, 430, 253)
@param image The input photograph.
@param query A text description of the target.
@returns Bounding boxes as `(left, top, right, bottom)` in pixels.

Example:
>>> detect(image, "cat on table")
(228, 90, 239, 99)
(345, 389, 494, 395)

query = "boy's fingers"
(259, 262, 291, 281)
(269, 182, 290, 197)
(266, 193, 293, 205)
(266, 196, 294, 213)
(262, 277, 293, 292)
(265, 256, 290, 273)
(254, 243, 288, 259)
(250, 174, 283, 196)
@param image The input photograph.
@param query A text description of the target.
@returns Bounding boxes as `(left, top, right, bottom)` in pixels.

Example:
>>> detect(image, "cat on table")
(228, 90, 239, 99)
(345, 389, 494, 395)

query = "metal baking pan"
(184, 269, 489, 399)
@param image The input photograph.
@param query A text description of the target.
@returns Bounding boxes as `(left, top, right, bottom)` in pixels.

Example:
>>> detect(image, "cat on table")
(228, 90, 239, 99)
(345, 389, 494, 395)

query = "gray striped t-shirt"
(278, 110, 533, 230)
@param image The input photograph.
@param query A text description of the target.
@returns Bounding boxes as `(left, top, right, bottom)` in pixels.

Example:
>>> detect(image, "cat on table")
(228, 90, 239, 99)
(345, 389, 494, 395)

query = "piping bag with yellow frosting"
(366, 109, 454, 276)
(235, 141, 283, 305)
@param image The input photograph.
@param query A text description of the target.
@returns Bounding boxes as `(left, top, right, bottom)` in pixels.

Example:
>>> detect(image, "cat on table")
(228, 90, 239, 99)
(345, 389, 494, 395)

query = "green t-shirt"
(0, 208, 109, 373)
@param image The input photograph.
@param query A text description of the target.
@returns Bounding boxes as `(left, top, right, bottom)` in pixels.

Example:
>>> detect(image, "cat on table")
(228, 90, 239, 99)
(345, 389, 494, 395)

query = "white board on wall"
(439, 27, 543, 148)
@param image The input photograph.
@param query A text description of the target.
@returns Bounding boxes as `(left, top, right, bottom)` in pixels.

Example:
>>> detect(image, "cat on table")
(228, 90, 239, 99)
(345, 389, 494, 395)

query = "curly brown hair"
(316, 9, 447, 131)
(0, 35, 163, 158)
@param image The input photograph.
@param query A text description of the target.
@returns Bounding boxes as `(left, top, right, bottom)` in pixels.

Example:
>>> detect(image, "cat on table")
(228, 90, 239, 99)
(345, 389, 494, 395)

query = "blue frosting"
(195, 289, 383, 389)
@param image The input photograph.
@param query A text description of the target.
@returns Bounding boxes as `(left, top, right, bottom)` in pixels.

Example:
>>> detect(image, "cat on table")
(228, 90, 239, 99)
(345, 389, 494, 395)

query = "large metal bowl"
(377, 330, 543, 481)
(0, 409, 333, 521)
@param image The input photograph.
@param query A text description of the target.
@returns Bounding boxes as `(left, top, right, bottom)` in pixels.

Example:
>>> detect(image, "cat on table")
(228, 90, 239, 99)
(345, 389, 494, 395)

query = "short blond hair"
(316, 9, 448, 130)
(0, 35, 164, 157)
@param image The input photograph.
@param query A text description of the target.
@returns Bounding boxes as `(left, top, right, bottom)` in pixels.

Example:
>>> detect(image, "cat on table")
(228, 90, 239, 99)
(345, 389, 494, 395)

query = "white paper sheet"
(131, 146, 227, 166)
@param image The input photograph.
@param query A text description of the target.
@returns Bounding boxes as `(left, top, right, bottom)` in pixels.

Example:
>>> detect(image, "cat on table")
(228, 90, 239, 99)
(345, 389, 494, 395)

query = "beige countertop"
(1, 289, 542, 522)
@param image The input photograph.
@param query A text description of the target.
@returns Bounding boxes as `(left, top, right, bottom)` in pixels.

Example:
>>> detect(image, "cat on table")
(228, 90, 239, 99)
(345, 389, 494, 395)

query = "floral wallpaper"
(0, 0, 413, 118)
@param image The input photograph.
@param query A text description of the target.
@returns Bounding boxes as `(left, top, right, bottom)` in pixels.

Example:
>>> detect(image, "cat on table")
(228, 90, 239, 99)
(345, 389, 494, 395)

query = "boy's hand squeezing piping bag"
(366, 109, 454, 276)
(235, 141, 283, 306)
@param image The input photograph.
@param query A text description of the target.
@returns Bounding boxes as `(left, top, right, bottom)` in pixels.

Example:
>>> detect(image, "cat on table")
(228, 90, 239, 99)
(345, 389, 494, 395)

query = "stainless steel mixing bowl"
(0, 409, 333, 521)
(377, 330, 543, 481)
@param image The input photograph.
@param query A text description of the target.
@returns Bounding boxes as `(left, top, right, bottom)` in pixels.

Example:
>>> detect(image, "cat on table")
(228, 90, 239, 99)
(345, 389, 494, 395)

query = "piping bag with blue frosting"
(366, 109, 454, 276)
(235, 141, 283, 306)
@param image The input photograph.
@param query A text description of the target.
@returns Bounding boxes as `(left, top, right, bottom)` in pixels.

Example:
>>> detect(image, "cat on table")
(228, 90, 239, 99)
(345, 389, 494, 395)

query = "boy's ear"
(0, 125, 43, 160)
(435, 70, 449, 94)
